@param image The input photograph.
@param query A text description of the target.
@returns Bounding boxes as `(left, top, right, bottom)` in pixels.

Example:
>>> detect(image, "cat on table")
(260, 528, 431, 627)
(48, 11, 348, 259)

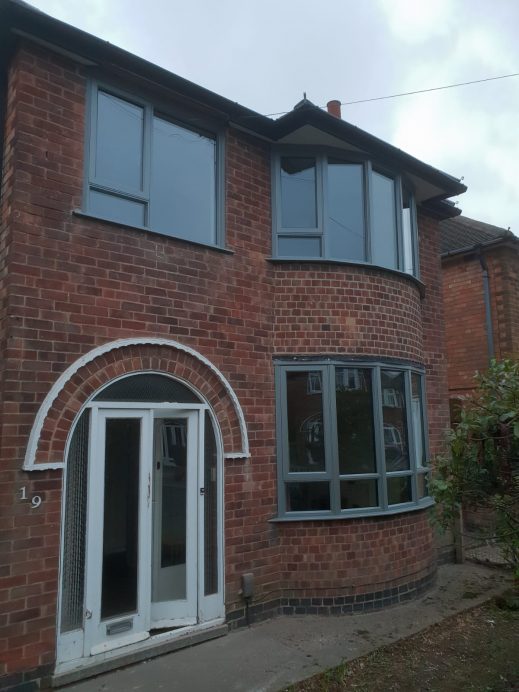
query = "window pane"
(387, 475, 412, 504)
(95, 91, 143, 190)
(411, 373, 427, 468)
(340, 479, 378, 510)
(278, 236, 321, 257)
(280, 157, 317, 228)
(287, 482, 330, 512)
(402, 188, 415, 275)
(286, 371, 326, 472)
(381, 370, 410, 471)
(90, 190, 145, 227)
(327, 161, 365, 261)
(371, 171, 398, 270)
(417, 472, 429, 499)
(335, 368, 376, 474)
(150, 117, 216, 244)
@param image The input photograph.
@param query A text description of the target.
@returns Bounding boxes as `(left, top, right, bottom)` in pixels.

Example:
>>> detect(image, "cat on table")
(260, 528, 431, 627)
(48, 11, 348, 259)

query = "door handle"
(147, 472, 151, 508)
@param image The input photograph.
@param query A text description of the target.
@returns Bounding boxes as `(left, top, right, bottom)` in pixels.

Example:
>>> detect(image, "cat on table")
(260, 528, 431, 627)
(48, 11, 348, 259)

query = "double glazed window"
(276, 362, 430, 517)
(85, 85, 222, 246)
(274, 155, 418, 276)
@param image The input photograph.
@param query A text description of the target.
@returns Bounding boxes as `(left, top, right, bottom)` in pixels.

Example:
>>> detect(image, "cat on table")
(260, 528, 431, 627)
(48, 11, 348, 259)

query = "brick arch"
(24, 338, 249, 470)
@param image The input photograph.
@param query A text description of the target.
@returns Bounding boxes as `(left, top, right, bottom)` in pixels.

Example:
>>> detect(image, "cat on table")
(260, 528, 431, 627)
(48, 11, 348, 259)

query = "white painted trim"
(23, 337, 250, 470)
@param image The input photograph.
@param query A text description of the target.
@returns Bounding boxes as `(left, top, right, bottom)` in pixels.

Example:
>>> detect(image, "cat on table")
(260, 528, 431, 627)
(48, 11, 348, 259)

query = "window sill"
(268, 257, 425, 297)
(72, 210, 234, 255)
(270, 497, 434, 522)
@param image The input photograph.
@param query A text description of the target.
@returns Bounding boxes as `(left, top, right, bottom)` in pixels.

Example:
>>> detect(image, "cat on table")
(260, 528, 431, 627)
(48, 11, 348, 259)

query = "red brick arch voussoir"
(29, 341, 247, 468)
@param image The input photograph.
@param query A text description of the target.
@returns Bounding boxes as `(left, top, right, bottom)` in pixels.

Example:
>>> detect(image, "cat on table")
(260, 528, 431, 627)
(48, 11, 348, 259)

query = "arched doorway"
(57, 373, 224, 665)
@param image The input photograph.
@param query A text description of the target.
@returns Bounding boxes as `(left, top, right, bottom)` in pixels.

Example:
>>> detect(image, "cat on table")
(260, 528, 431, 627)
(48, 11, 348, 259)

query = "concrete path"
(63, 563, 511, 692)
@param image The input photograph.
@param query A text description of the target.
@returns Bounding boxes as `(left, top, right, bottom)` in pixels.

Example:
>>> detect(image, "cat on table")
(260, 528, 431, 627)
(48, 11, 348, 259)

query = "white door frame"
(56, 398, 225, 667)
(84, 408, 154, 656)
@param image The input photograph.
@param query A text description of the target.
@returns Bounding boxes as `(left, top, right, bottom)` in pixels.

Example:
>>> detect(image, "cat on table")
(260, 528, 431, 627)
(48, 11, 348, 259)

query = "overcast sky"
(29, 0, 519, 233)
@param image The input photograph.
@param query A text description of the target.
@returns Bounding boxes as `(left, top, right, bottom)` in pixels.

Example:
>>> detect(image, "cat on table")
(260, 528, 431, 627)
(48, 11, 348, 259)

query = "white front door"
(83, 407, 201, 656)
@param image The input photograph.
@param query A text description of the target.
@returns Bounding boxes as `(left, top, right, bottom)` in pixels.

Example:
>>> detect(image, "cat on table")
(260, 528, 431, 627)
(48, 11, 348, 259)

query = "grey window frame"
(272, 150, 419, 278)
(83, 80, 226, 248)
(274, 359, 432, 520)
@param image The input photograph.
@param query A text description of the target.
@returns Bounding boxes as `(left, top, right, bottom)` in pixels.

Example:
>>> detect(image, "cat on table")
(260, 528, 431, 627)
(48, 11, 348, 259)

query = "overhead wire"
(263, 71, 519, 118)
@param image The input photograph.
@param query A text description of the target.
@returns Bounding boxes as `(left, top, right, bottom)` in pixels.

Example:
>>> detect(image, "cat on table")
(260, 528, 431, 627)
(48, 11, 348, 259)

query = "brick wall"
(0, 41, 449, 687)
(442, 245, 519, 403)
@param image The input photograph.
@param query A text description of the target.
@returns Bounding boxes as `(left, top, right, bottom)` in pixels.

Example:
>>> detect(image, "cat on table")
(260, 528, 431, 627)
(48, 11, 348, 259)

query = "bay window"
(275, 361, 431, 518)
(274, 153, 419, 277)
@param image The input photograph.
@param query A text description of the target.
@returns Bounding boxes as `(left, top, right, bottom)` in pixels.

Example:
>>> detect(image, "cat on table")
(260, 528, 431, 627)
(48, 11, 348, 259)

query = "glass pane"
(340, 479, 378, 510)
(402, 188, 415, 275)
(61, 410, 90, 633)
(101, 418, 140, 619)
(417, 472, 429, 499)
(411, 373, 427, 468)
(286, 371, 326, 472)
(381, 370, 410, 471)
(336, 368, 376, 474)
(287, 482, 330, 512)
(280, 157, 317, 228)
(371, 171, 397, 270)
(95, 91, 143, 190)
(90, 190, 145, 227)
(327, 161, 365, 261)
(94, 373, 201, 403)
(277, 235, 321, 257)
(150, 117, 216, 245)
(387, 475, 412, 504)
(154, 419, 187, 602)
(204, 411, 218, 596)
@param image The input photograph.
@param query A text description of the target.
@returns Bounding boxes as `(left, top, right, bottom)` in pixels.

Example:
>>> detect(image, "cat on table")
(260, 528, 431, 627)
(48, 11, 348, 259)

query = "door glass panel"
(154, 419, 187, 602)
(204, 411, 218, 596)
(101, 418, 140, 620)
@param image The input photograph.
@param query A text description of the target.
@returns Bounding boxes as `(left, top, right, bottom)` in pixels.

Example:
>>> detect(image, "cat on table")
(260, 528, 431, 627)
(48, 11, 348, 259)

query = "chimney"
(327, 99, 341, 119)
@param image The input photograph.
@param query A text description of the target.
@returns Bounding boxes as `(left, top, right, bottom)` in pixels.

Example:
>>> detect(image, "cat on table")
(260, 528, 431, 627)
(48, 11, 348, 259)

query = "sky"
(27, 0, 519, 233)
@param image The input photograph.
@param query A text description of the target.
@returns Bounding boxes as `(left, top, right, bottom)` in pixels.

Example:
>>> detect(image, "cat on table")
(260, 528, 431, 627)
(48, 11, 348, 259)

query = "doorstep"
(51, 621, 228, 688)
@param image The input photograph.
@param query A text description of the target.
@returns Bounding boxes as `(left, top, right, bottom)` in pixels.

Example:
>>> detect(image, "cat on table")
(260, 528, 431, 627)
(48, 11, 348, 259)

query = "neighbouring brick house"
(440, 215, 519, 414)
(0, 1, 467, 689)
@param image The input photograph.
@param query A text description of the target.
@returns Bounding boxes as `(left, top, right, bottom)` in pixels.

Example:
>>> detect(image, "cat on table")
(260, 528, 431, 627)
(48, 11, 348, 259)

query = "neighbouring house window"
(274, 154, 419, 277)
(276, 362, 430, 517)
(86, 85, 222, 246)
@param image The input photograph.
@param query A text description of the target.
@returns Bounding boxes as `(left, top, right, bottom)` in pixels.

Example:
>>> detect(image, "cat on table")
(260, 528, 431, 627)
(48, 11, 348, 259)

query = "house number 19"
(20, 486, 42, 508)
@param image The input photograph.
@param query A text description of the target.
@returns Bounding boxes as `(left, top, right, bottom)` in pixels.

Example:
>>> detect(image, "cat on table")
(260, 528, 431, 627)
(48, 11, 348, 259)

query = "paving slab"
(61, 563, 512, 692)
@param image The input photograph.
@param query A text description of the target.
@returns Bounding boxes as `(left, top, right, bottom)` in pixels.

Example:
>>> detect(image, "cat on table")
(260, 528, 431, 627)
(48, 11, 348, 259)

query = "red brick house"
(0, 1, 466, 688)
(440, 215, 519, 415)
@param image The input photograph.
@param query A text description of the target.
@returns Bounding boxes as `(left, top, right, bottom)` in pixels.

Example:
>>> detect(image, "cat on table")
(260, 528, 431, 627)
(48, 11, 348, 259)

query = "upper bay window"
(275, 361, 431, 518)
(274, 153, 419, 277)
(85, 85, 223, 247)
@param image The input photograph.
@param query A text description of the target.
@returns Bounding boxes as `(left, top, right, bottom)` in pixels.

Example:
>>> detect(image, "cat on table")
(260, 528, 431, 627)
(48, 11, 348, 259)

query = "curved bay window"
(273, 153, 419, 277)
(275, 361, 431, 518)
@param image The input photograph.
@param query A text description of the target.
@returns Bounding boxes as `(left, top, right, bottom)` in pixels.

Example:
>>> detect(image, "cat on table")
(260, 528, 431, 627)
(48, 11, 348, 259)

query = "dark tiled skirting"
(227, 570, 436, 629)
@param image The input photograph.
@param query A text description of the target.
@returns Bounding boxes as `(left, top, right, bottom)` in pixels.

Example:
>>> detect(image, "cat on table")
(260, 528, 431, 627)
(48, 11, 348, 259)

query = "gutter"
(440, 234, 516, 259)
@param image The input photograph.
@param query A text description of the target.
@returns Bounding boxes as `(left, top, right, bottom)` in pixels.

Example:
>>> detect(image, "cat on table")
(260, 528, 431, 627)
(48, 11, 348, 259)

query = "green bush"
(431, 359, 519, 578)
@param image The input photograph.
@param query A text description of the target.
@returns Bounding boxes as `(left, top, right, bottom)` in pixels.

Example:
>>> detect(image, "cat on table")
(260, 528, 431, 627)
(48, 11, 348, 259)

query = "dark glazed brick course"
(226, 569, 436, 627)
